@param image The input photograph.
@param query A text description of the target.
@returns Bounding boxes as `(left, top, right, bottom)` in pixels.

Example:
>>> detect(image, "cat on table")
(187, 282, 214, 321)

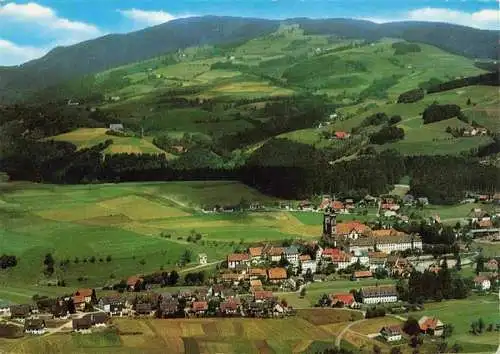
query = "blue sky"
(0, 0, 498, 65)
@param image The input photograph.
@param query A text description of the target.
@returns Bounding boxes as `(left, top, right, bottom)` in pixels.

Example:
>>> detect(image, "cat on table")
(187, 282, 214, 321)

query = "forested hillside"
(0, 16, 498, 102)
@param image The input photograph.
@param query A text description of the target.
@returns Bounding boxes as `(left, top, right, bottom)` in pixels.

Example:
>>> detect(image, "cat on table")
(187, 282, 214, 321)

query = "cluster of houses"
(380, 315, 445, 342)
(467, 207, 500, 241)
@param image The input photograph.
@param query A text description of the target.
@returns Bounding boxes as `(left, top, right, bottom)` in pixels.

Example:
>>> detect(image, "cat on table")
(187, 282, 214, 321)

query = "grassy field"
(1, 309, 365, 354)
(0, 181, 321, 301)
(406, 294, 499, 353)
(49, 128, 175, 157)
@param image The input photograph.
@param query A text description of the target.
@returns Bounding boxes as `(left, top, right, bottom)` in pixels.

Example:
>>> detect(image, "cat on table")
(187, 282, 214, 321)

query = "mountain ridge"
(0, 16, 498, 102)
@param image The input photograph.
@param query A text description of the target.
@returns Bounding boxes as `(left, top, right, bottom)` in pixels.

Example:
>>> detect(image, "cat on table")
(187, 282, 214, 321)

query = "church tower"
(322, 206, 337, 245)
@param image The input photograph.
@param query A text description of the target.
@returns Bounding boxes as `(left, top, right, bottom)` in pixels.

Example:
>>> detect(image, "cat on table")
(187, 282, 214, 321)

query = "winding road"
(335, 318, 365, 347)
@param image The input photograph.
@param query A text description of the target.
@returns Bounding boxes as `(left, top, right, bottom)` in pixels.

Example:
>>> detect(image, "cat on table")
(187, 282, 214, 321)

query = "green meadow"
(0, 181, 319, 302)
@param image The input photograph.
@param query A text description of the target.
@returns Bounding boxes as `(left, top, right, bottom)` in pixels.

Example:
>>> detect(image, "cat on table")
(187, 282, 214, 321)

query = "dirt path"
(178, 260, 223, 274)
(335, 319, 365, 347)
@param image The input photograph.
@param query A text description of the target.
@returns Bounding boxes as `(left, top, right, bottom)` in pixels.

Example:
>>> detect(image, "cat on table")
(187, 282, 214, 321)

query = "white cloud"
(0, 2, 101, 37)
(0, 38, 47, 66)
(407, 8, 500, 29)
(363, 7, 500, 30)
(0, 2, 103, 65)
(119, 8, 192, 28)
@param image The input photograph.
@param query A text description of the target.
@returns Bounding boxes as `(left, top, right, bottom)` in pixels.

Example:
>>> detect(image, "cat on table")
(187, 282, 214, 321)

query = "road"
(178, 260, 223, 274)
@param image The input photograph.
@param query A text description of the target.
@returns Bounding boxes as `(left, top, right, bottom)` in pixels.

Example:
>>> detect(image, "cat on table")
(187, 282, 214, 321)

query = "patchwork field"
(49, 128, 174, 157)
(0, 180, 320, 301)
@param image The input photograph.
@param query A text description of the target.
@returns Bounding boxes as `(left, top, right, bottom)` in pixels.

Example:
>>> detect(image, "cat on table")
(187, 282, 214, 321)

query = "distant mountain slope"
(0, 16, 498, 102)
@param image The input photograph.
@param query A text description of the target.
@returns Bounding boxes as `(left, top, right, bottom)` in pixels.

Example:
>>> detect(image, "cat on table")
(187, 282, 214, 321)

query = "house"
(485, 259, 498, 271)
(24, 319, 46, 335)
(299, 254, 311, 263)
(419, 316, 444, 336)
(249, 247, 263, 262)
(368, 252, 388, 271)
(254, 291, 274, 302)
(158, 299, 179, 317)
(344, 233, 423, 254)
(329, 293, 355, 307)
(268, 247, 284, 263)
(127, 275, 143, 291)
(73, 289, 94, 310)
(109, 123, 124, 132)
(331, 200, 345, 213)
(135, 303, 153, 316)
(72, 295, 87, 311)
(336, 222, 371, 239)
(10, 304, 31, 320)
(227, 253, 250, 269)
(268, 267, 287, 284)
(344, 199, 355, 210)
(334, 131, 350, 139)
(298, 200, 314, 211)
(353, 271, 373, 280)
(402, 194, 415, 206)
(249, 268, 267, 279)
(321, 248, 352, 269)
(360, 285, 398, 304)
(198, 253, 208, 265)
(284, 246, 300, 266)
(474, 275, 491, 290)
(478, 219, 493, 229)
(86, 313, 108, 327)
(301, 259, 317, 275)
(220, 300, 239, 315)
(250, 279, 263, 292)
(98, 296, 125, 316)
(192, 301, 208, 315)
(387, 256, 412, 277)
(72, 317, 92, 333)
(380, 326, 403, 342)
(209, 284, 225, 298)
(0, 304, 11, 317)
(417, 197, 429, 206)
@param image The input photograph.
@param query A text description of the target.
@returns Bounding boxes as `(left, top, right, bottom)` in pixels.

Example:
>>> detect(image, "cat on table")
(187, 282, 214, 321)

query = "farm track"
(335, 318, 365, 347)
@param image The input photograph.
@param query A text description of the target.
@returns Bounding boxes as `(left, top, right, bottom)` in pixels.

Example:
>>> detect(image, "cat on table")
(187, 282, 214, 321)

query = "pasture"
(49, 128, 174, 157)
(406, 294, 499, 353)
(0, 181, 319, 301)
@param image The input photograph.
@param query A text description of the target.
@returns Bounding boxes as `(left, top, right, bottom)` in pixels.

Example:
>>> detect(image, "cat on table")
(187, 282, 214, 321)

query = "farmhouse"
(360, 285, 398, 304)
(474, 275, 491, 290)
(353, 270, 373, 280)
(268, 267, 287, 284)
(198, 253, 208, 265)
(10, 304, 31, 320)
(249, 268, 267, 279)
(127, 276, 143, 291)
(418, 316, 444, 336)
(109, 123, 124, 132)
(334, 131, 350, 140)
(98, 296, 125, 316)
(329, 293, 355, 307)
(267, 247, 284, 262)
(254, 291, 274, 302)
(485, 259, 498, 271)
(24, 319, 46, 335)
(192, 301, 208, 315)
(220, 300, 239, 315)
(72, 317, 92, 333)
(380, 326, 402, 342)
(227, 253, 250, 269)
(135, 303, 153, 316)
(249, 247, 263, 262)
(368, 252, 388, 271)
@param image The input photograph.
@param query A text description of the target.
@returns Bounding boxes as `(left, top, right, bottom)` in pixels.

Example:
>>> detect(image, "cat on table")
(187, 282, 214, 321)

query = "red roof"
(127, 276, 143, 287)
(249, 247, 263, 257)
(254, 291, 274, 300)
(268, 267, 287, 280)
(75, 288, 93, 297)
(249, 268, 267, 277)
(220, 301, 238, 312)
(336, 222, 370, 235)
(227, 253, 250, 262)
(419, 317, 442, 331)
(330, 293, 355, 306)
(331, 201, 344, 210)
(268, 247, 284, 257)
(478, 219, 493, 228)
(335, 131, 349, 139)
(72, 295, 86, 305)
(322, 248, 341, 257)
(192, 301, 208, 312)
(354, 271, 373, 278)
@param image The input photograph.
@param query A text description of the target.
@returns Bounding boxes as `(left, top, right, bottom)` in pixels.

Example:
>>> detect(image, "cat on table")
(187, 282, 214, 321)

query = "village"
(0, 192, 499, 352)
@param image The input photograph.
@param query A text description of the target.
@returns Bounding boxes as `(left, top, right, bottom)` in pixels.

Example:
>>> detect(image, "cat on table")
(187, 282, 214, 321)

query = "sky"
(0, 0, 498, 66)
